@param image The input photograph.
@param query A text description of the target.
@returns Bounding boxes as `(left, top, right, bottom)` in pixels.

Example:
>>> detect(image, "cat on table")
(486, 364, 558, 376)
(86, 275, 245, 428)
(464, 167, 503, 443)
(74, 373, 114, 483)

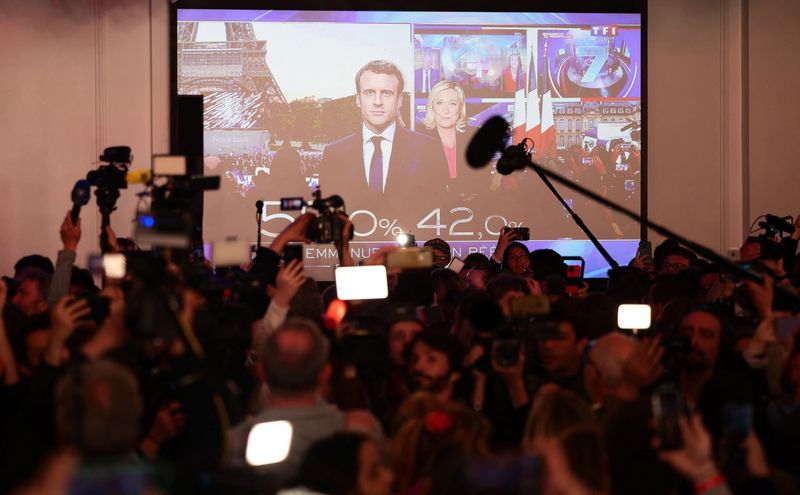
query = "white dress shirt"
(361, 121, 396, 192)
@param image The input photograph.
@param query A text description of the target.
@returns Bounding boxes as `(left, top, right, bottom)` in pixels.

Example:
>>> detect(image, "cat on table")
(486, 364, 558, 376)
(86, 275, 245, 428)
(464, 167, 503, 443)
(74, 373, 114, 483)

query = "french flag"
(538, 45, 556, 158)
(525, 49, 541, 152)
(539, 90, 556, 158)
(539, 93, 556, 158)
(511, 61, 527, 146)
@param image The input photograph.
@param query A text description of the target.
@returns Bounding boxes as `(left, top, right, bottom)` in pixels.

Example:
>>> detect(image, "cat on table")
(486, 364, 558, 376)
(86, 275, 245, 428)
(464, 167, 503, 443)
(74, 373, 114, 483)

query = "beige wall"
(748, 0, 800, 226)
(0, 0, 168, 273)
(647, 0, 726, 251)
(0, 0, 796, 273)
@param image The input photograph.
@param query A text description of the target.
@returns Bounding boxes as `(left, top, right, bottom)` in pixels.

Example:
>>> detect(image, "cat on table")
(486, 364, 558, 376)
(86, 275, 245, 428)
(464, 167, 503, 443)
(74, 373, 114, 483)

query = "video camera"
(87, 146, 131, 193)
(108, 249, 262, 347)
(280, 190, 352, 244)
(134, 156, 220, 248)
(464, 294, 559, 372)
(740, 213, 796, 263)
(85, 146, 132, 252)
(756, 214, 795, 240)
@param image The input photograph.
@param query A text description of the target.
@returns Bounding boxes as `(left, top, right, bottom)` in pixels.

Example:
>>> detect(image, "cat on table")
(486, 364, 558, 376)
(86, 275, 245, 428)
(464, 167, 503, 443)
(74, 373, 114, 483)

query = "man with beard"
(679, 309, 724, 407)
(534, 299, 589, 399)
(677, 307, 761, 442)
(407, 330, 465, 403)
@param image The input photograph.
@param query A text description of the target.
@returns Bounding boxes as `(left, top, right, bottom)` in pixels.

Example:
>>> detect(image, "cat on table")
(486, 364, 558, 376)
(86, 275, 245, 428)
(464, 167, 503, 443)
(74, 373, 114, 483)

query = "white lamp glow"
(103, 254, 127, 279)
(335, 266, 389, 300)
(245, 420, 293, 467)
(617, 304, 652, 331)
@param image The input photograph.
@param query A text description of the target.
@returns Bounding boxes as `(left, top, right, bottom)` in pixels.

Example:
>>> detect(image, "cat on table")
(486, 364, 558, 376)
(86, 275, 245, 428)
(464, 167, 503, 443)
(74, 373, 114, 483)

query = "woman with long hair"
(421, 80, 486, 197)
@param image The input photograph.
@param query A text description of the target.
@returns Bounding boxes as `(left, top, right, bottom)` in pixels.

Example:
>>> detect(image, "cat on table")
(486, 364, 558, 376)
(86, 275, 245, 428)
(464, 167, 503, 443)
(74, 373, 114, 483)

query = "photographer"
(5, 155, 800, 495)
(490, 228, 529, 275)
(464, 326, 531, 449)
(251, 210, 353, 363)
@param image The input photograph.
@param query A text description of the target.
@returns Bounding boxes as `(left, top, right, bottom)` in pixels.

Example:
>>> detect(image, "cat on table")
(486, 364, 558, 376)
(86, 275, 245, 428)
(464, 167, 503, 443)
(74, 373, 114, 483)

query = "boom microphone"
(466, 116, 510, 169)
(496, 140, 533, 176)
(255, 200, 264, 215)
(70, 180, 91, 225)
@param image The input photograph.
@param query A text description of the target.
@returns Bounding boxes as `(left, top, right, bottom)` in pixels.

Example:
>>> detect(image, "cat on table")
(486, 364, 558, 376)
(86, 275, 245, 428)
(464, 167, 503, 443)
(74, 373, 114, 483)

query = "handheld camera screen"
(280, 197, 305, 211)
(283, 242, 304, 264)
(653, 389, 683, 450)
(335, 265, 389, 300)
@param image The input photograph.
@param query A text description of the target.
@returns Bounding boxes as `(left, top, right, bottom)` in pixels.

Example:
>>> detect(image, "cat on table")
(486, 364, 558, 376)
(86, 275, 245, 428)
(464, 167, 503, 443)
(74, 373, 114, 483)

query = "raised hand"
(741, 432, 770, 478)
(492, 227, 517, 263)
(60, 211, 82, 251)
(624, 336, 665, 390)
(104, 225, 122, 253)
(45, 296, 91, 366)
(51, 296, 90, 343)
(492, 351, 528, 408)
(334, 213, 354, 266)
(270, 213, 315, 255)
(273, 259, 306, 308)
(139, 401, 187, 458)
(654, 414, 718, 483)
(629, 254, 654, 272)
(743, 273, 774, 320)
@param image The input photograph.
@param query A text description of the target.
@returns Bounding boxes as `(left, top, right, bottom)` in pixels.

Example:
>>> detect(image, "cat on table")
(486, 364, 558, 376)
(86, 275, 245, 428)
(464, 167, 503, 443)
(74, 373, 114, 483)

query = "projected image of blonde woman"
(421, 80, 485, 196)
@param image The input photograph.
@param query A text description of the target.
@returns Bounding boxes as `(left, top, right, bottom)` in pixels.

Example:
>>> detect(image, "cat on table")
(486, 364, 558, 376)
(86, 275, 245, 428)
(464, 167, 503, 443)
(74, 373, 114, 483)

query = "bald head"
(262, 317, 329, 395)
(589, 332, 637, 389)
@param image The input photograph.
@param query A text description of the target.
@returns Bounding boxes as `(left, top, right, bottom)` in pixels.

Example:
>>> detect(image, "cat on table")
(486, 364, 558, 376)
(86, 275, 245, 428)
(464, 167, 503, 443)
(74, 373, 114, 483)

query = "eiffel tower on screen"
(177, 21, 288, 129)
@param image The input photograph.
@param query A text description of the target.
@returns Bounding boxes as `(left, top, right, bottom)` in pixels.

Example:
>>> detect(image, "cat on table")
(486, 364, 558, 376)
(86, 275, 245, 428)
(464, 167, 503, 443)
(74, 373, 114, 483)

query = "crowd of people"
(0, 205, 799, 495)
(213, 147, 321, 198)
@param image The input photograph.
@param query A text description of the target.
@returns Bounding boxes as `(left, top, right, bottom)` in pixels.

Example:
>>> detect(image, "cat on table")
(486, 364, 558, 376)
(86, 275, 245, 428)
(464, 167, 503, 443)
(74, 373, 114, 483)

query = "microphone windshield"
(466, 116, 509, 169)
(71, 180, 91, 205)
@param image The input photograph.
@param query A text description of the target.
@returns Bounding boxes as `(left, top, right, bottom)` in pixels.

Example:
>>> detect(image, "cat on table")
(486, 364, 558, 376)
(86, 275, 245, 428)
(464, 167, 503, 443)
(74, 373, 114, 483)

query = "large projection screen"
(174, 6, 644, 279)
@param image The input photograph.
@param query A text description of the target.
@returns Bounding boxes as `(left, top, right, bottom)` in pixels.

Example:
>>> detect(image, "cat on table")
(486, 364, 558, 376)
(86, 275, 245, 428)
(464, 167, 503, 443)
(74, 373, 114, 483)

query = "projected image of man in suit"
(415, 51, 440, 94)
(320, 60, 446, 236)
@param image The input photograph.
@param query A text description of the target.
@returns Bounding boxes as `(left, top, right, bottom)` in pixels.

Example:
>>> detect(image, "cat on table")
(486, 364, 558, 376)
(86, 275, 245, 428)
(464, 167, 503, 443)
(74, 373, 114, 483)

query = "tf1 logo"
(590, 26, 618, 36)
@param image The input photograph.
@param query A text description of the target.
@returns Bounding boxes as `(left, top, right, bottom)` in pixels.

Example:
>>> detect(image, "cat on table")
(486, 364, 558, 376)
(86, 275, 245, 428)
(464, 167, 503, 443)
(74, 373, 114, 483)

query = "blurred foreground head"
(55, 360, 142, 456)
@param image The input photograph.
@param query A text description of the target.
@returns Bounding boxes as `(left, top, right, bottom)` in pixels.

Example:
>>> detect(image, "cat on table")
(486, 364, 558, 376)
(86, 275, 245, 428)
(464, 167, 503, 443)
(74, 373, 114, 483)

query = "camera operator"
(463, 322, 531, 450)
(742, 214, 800, 266)
(251, 211, 354, 361)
